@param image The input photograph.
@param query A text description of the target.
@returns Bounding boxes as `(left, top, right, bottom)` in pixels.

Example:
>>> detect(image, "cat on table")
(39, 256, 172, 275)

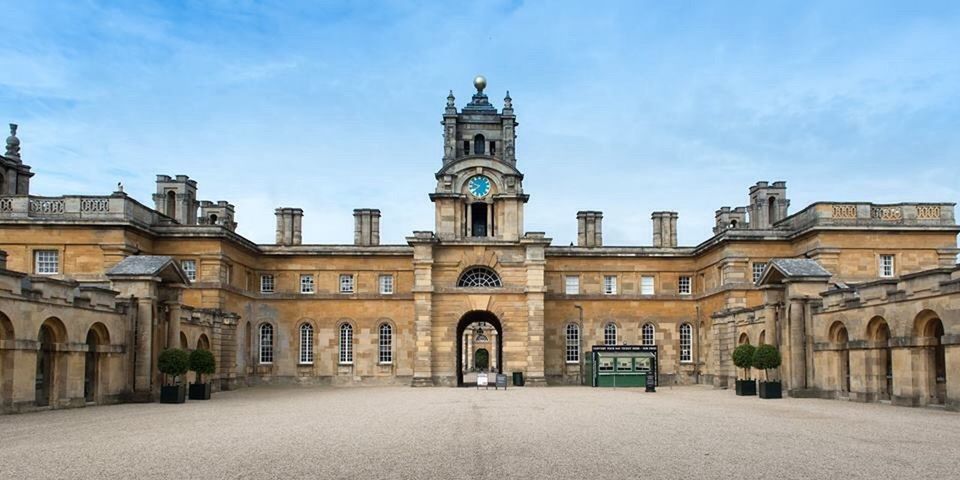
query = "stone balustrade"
(778, 202, 956, 231)
(0, 193, 169, 227)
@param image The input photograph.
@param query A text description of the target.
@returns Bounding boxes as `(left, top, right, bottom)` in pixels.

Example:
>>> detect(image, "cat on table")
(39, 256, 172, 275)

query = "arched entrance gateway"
(456, 311, 503, 387)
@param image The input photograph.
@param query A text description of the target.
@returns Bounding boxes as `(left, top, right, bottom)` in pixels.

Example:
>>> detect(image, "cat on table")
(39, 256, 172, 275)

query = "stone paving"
(1, 385, 958, 479)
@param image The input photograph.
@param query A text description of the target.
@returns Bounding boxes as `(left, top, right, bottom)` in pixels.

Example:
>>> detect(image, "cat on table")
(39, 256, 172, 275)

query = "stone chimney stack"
(353, 208, 381, 246)
(652, 211, 679, 248)
(576, 211, 603, 247)
(275, 208, 304, 246)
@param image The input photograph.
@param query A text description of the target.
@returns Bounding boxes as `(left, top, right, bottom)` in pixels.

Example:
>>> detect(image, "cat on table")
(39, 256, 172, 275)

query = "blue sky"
(3, 1, 959, 245)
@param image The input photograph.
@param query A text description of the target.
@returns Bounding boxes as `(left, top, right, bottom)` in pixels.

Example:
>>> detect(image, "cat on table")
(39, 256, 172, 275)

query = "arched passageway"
(456, 311, 503, 387)
(829, 321, 850, 396)
(35, 318, 66, 407)
(914, 311, 946, 405)
(867, 316, 892, 400)
(84, 323, 110, 403)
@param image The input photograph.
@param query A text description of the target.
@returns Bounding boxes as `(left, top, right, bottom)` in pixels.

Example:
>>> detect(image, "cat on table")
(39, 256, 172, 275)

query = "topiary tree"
(189, 348, 216, 384)
(752, 344, 782, 382)
(158, 348, 190, 385)
(732, 344, 756, 380)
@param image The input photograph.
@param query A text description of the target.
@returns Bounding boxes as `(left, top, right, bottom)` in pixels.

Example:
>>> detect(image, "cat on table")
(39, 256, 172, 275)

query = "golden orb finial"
(473, 75, 487, 93)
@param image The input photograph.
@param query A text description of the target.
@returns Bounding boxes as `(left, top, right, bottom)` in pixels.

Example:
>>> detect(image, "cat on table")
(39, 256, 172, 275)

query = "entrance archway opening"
(456, 310, 503, 387)
(35, 321, 62, 407)
(867, 316, 892, 400)
(830, 321, 850, 396)
(84, 323, 109, 403)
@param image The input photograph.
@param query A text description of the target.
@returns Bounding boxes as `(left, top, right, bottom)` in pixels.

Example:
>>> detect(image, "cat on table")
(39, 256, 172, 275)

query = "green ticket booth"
(586, 345, 658, 388)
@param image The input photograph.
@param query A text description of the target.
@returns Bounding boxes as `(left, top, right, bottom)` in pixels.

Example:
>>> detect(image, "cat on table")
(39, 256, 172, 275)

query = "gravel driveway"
(1, 385, 957, 479)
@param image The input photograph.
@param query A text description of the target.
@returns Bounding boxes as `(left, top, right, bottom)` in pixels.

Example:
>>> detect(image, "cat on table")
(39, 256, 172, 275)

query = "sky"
(2, 0, 959, 246)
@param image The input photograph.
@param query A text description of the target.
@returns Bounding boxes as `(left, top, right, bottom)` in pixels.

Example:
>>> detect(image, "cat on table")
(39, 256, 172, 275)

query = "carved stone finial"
(5, 123, 20, 158)
(473, 75, 486, 93)
(446, 90, 455, 107)
(504, 91, 512, 109)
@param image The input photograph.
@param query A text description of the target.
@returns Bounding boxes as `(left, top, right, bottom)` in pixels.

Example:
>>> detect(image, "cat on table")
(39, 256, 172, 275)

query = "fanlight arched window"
(259, 323, 274, 364)
(642, 323, 655, 346)
(604, 323, 618, 345)
(339, 323, 353, 364)
(679, 323, 693, 363)
(457, 267, 502, 288)
(379, 323, 393, 364)
(299, 323, 314, 364)
(473, 134, 486, 154)
(565, 323, 580, 363)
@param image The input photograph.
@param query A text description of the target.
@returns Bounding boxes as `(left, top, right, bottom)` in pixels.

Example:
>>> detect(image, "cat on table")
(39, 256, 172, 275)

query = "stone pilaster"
(407, 232, 437, 386)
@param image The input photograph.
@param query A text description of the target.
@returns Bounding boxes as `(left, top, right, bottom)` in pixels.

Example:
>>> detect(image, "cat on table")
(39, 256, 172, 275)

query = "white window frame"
(642, 323, 655, 346)
(678, 276, 691, 295)
(640, 276, 655, 295)
(260, 274, 275, 294)
(679, 323, 693, 363)
(339, 323, 354, 364)
(879, 255, 895, 278)
(379, 274, 394, 295)
(300, 274, 315, 294)
(299, 323, 314, 364)
(564, 275, 580, 295)
(34, 250, 59, 275)
(181, 259, 197, 282)
(752, 262, 767, 285)
(339, 274, 355, 294)
(259, 323, 274, 364)
(603, 323, 618, 346)
(378, 323, 393, 364)
(603, 275, 617, 295)
(565, 323, 580, 363)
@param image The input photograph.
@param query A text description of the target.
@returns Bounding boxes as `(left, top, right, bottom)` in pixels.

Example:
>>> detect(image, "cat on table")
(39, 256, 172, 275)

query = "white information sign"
(476, 373, 489, 388)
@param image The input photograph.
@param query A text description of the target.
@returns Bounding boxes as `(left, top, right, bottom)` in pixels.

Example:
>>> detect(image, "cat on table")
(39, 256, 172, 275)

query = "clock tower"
(430, 76, 528, 242)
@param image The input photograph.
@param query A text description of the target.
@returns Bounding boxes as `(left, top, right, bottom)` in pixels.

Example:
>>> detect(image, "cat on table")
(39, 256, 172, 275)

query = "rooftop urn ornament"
(446, 90, 455, 107)
(473, 75, 487, 93)
(5, 123, 20, 159)
(504, 90, 512, 110)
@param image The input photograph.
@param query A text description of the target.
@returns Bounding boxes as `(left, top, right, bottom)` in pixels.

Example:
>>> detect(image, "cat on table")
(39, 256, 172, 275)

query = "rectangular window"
(598, 358, 614, 372)
(603, 275, 617, 295)
(879, 255, 895, 278)
(753, 262, 767, 284)
(564, 275, 580, 295)
(34, 250, 59, 275)
(300, 274, 315, 294)
(181, 260, 197, 282)
(260, 274, 275, 294)
(379, 325, 393, 364)
(616, 357, 633, 371)
(379, 274, 394, 295)
(565, 325, 580, 363)
(640, 276, 655, 295)
(340, 274, 355, 293)
(678, 276, 691, 295)
(222, 264, 232, 285)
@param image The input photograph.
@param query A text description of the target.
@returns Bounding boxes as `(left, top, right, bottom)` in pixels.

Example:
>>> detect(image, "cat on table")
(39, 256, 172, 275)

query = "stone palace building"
(1, 77, 958, 413)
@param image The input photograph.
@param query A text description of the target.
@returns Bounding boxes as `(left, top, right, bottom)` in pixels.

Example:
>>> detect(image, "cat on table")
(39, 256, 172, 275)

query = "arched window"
(473, 134, 485, 154)
(457, 267, 502, 288)
(339, 323, 353, 364)
(679, 323, 693, 363)
(299, 323, 314, 364)
(378, 323, 393, 364)
(209, 213, 218, 224)
(768, 196, 777, 224)
(259, 323, 273, 364)
(165, 190, 176, 218)
(642, 323, 655, 346)
(758, 330, 766, 345)
(604, 323, 618, 346)
(565, 324, 580, 363)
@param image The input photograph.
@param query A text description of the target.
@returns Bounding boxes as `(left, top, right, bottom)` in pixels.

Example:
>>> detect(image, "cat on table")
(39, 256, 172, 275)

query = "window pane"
(379, 275, 394, 294)
(752, 263, 766, 284)
(603, 276, 617, 295)
(181, 260, 197, 281)
(564, 276, 579, 295)
(35, 250, 59, 274)
(642, 324, 655, 346)
(565, 324, 580, 362)
(641, 276, 654, 295)
(379, 324, 393, 363)
(680, 323, 692, 363)
(299, 324, 314, 364)
(340, 324, 353, 363)
(261, 274, 274, 293)
(259, 324, 273, 364)
(300, 274, 314, 294)
(604, 323, 617, 345)
(678, 276, 691, 295)
(340, 274, 354, 293)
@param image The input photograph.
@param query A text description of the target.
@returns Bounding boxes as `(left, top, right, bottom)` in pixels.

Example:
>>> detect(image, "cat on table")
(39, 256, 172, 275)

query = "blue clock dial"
(468, 176, 492, 198)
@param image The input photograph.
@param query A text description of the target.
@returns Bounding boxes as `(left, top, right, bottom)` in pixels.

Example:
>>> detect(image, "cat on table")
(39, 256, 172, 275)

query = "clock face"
(467, 176, 492, 198)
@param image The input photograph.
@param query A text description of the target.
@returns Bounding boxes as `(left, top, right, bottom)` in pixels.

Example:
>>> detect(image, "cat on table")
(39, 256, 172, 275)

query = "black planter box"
(758, 381, 782, 399)
(189, 383, 211, 400)
(736, 379, 757, 396)
(160, 385, 186, 404)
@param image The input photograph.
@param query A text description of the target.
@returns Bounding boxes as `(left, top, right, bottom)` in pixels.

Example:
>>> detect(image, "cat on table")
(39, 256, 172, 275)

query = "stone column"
(466, 205, 472, 237)
(945, 339, 959, 411)
(486, 203, 493, 237)
(786, 298, 806, 393)
(408, 233, 437, 386)
(522, 234, 550, 386)
(166, 302, 181, 349)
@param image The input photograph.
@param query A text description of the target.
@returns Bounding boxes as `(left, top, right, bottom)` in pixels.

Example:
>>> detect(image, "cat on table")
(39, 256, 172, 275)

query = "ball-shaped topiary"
(189, 348, 216, 384)
(158, 348, 190, 385)
(752, 344, 782, 381)
(732, 344, 756, 379)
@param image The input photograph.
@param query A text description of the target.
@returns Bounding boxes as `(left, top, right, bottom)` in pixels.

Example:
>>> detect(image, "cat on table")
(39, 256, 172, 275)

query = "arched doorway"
(914, 310, 946, 404)
(0, 312, 14, 405)
(829, 321, 850, 397)
(867, 316, 892, 400)
(456, 311, 503, 387)
(35, 318, 66, 407)
(84, 323, 109, 403)
(475, 349, 490, 370)
(197, 334, 210, 351)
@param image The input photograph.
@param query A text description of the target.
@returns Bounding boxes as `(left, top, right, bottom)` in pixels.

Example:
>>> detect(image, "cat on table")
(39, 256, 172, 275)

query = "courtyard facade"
(0, 77, 958, 413)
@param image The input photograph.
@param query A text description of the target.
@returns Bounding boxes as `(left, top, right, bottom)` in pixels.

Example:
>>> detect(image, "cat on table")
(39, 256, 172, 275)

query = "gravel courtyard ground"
(1, 385, 958, 479)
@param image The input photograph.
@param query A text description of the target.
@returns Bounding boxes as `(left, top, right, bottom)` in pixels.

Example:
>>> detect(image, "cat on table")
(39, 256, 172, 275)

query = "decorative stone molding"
(917, 205, 941, 219)
(29, 198, 64, 215)
(870, 206, 902, 221)
(80, 198, 110, 212)
(0, 197, 11, 212)
(832, 204, 857, 219)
